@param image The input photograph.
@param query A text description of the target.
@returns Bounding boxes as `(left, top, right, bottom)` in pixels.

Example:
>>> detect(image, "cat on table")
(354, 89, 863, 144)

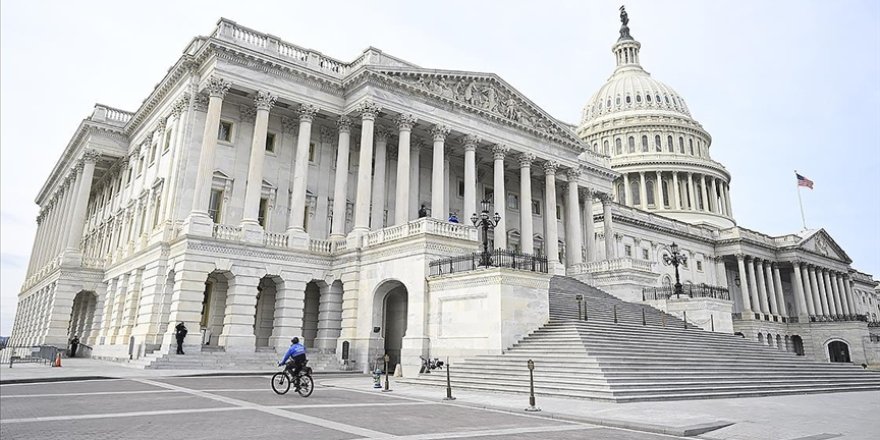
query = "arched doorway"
(828, 340, 851, 363)
(200, 271, 231, 346)
(372, 280, 409, 371)
(68, 291, 98, 347)
(790, 335, 805, 356)
(302, 282, 321, 348)
(254, 276, 280, 348)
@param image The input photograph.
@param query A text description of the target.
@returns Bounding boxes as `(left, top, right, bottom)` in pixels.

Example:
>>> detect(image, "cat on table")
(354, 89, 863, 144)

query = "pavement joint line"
(369, 424, 597, 440)
(0, 389, 180, 398)
(269, 401, 437, 409)
(0, 406, 247, 424)
(0, 377, 125, 386)
(133, 378, 391, 438)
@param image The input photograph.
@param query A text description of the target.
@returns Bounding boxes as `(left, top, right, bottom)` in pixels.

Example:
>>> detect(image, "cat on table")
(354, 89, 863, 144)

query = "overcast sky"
(1, 0, 878, 335)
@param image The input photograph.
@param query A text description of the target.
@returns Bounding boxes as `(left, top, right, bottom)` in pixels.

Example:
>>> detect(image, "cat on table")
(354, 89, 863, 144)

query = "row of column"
(618, 171, 731, 217)
(791, 261, 857, 318)
(735, 255, 788, 317)
(26, 151, 98, 278)
(185, 78, 618, 265)
(8, 283, 54, 347)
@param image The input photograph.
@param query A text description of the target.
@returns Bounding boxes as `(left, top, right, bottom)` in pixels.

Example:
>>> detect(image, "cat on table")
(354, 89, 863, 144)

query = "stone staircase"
(408, 276, 880, 401)
(130, 346, 347, 371)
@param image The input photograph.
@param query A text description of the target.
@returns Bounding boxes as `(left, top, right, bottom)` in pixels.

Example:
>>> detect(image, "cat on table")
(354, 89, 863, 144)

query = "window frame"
(218, 120, 234, 143)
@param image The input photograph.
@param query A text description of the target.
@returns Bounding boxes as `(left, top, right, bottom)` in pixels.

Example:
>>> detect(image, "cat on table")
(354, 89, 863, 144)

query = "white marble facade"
(9, 16, 880, 371)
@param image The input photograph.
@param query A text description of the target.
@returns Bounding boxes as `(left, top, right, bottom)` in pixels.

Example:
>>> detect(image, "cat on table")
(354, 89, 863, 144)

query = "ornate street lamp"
(662, 242, 688, 297)
(471, 200, 501, 267)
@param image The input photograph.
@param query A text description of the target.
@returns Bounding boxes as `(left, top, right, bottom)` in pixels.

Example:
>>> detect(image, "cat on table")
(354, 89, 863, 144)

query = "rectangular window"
(138, 157, 145, 175)
(218, 121, 233, 142)
(152, 196, 162, 228)
(697, 260, 703, 271)
(265, 133, 276, 153)
(507, 192, 519, 210)
(642, 248, 649, 260)
(149, 144, 158, 164)
(625, 245, 632, 257)
(484, 188, 494, 203)
(532, 199, 542, 216)
(208, 189, 223, 223)
(458, 180, 465, 198)
(308, 142, 316, 162)
(163, 129, 173, 152)
(556, 205, 563, 220)
(258, 197, 269, 227)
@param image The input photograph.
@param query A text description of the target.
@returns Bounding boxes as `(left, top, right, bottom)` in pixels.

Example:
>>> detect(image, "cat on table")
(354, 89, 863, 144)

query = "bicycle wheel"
(296, 374, 314, 397)
(271, 372, 291, 395)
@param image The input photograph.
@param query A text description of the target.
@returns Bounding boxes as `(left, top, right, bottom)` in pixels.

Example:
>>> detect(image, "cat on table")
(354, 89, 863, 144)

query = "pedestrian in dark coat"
(175, 322, 188, 355)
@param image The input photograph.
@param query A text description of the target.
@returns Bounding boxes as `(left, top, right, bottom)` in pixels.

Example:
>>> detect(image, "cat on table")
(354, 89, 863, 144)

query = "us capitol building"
(8, 11, 880, 374)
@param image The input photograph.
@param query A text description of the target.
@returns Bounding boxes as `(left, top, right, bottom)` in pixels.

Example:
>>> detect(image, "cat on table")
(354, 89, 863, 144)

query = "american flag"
(796, 173, 814, 189)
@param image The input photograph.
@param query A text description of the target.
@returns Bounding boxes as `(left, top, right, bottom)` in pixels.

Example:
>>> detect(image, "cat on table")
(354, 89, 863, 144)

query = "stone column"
(600, 193, 615, 260)
(370, 127, 389, 229)
(638, 171, 648, 210)
(736, 254, 753, 313)
(352, 101, 381, 235)
(330, 116, 352, 239)
(714, 257, 728, 288)
(430, 125, 450, 220)
(817, 268, 833, 315)
(724, 183, 733, 217)
(700, 175, 710, 211)
(672, 172, 681, 210)
(565, 169, 583, 266)
(492, 144, 509, 249)
(763, 261, 778, 315)
(844, 276, 857, 316)
(686, 172, 696, 210)
(746, 256, 761, 315)
(394, 114, 416, 225)
(801, 264, 816, 316)
(832, 272, 845, 316)
(544, 162, 560, 264)
(822, 269, 837, 316)
(809, 266, 825, 316)
(58, 168, 82, 253)
(218, 272, 260, 351)
(654, 171, 662, 209)
(462, 135, 480, 222)
(754, 258, 770, 314)
(188, 77, 230, 221)
(409, 139, 422, 219)
(313, 282, 343, 351)
(772, 263, 787, 317)
(64, 150, 99, 253)
(240, 92, 276, 231)
(442, 146, 451, 218)
(836, 274, 850, 315)
(519, 153, 535, 254)
(582, 188, 595, 262)
(287, 104, 318, 235)
(791, 262, 809, 318)
(622, 173, 630, 206)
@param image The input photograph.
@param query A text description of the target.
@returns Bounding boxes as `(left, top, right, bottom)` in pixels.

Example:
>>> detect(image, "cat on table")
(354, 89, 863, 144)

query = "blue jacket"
(280, 343, 306, 364)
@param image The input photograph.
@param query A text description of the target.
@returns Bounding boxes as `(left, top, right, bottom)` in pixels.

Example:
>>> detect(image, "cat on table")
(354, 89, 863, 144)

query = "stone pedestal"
(240, 223, 264, 244)
(286, 230, 310, 249)
(182, 213, 214, 237)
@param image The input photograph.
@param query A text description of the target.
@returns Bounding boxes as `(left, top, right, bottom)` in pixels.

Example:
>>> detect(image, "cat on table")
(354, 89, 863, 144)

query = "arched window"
(606, 98, 611, 107)
(665, 95, 670, 104)
(616, 96, 621, 106)
(615, 138, 622, 155)
(654, 135, 662, 152)
(636, 94, 642, 103)
(641, 135, 649, 152)
(603, 140, 609, 156)
(630, 181, 641, 206)
(656, 94, 661, 103)
(616, 182, 626, 204)
(667, 135, 674, 152)
(625, 95, 631, 104)
(678, 137, 685, 153)
(689, 139, 694, 155)
(628, 136, 635, 153)
(646, 179, 656, 206)
(662, 179, 670, 207)
(647, 94, 652, 102)
(592, 142, 598, 153)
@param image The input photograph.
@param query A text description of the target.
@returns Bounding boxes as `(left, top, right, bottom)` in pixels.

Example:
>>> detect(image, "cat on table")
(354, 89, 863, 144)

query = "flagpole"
(795, 170, 807, 230)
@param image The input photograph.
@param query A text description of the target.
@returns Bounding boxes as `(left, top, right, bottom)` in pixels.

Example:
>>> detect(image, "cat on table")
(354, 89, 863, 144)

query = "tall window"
(152, 196, 162, 228)
(308, 142, 316, 162)
(218, 121, 233, 142)
(149, 143, 158, 163)
(662, 180, 670, 207)
(163, 129, 173, 152)
(641, 135, 649, 152)
(654, 135, 662, 152)
(689, 139, 694, 155)
(667, 135, 674, 153)
(531, 199, 542, 216)
(615, 138, 622, 155)
(258, 197, 269, 227)
(646, 180, 655, 206)
(603, 140, 609, 155)
(630, 181, 641, 206)
(678, 137, 685, 154)
(507, 192, 519, 210)
(617, 183, 626, 204)
(265, 133, 276, 153)
(208, 189, 223, 223)
(627, 136, 635, 153)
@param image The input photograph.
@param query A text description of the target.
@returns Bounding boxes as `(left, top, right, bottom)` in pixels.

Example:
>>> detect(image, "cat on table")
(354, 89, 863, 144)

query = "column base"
(286, 229, 309, 249)
(346, 229, 368, 249)
(60, 251, 84, 267)
(182, 213, 214, 237)
(240, 222, 264, 244)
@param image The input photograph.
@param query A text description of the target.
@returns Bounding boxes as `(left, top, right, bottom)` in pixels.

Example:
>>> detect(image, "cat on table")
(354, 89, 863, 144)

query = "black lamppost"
(663, 242, 688, 297)
(471, 200, 500, 267)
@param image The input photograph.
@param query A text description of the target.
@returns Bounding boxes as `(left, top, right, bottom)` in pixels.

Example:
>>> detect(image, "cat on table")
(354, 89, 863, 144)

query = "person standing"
(68, 336, 80, 358)
(418, 205, 428, 218)
(175, 322, 188, 355)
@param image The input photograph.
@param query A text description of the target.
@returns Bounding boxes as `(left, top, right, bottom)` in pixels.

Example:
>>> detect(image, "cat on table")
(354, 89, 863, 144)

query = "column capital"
(375, 126, 391, 143)
(396, 113, 417, 131)
(462, 134, 481, 151)
(491, 144, 509, 160)
(156, 118, 167, 133)
(566, 168, 581, 181)
(204, 76, 231, 99)
(253, 90, 277, 112)
(518, 152, 535, 168)
(299, 104, 319, 123)
(578, 186, 593, 199)
(598, 192, 613, 204)
(82, 149, 100, 164)
(735, 253, 745, 261)
(170, 93, 191, 118)
(543, 161, 559, 176)
(431, 124, 450, 142)
(357, 100, 381, 121)
(336, 115, 352, 133)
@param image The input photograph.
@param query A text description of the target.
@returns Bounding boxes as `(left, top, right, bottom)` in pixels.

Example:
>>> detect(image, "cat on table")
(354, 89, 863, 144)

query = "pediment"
(798, 229, 851, 263)
(371, 67, 586, 149)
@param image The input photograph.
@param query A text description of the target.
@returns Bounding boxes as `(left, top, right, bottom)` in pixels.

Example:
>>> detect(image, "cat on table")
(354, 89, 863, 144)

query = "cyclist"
(278, 337, 307, 390)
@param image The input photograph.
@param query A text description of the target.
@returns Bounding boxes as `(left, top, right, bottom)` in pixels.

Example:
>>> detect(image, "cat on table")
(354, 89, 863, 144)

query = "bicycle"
(271, 359, 314, 397)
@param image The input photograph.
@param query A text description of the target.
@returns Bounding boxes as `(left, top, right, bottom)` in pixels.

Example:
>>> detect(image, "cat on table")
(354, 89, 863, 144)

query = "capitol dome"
(577, 8, 735, 229)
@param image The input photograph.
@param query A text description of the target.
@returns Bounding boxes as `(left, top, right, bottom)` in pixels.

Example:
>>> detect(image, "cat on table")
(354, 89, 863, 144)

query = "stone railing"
(307, 238, 347, 255)
(579, 257, 654, 273)
(212, 224, 242, 241)
(91, 104, 134, 124)
(809, 314, 868, 323)
(212, 18, 351, 77)
(365, 217, 478, 247)
(263, 231, 288, 248)
(610, 153, 729, 175)
(81, 256, 105, 269)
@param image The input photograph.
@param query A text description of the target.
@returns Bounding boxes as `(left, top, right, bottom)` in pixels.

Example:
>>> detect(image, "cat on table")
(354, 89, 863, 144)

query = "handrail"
(429, 249, 548, 276)
(642, 284, 731, 301)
